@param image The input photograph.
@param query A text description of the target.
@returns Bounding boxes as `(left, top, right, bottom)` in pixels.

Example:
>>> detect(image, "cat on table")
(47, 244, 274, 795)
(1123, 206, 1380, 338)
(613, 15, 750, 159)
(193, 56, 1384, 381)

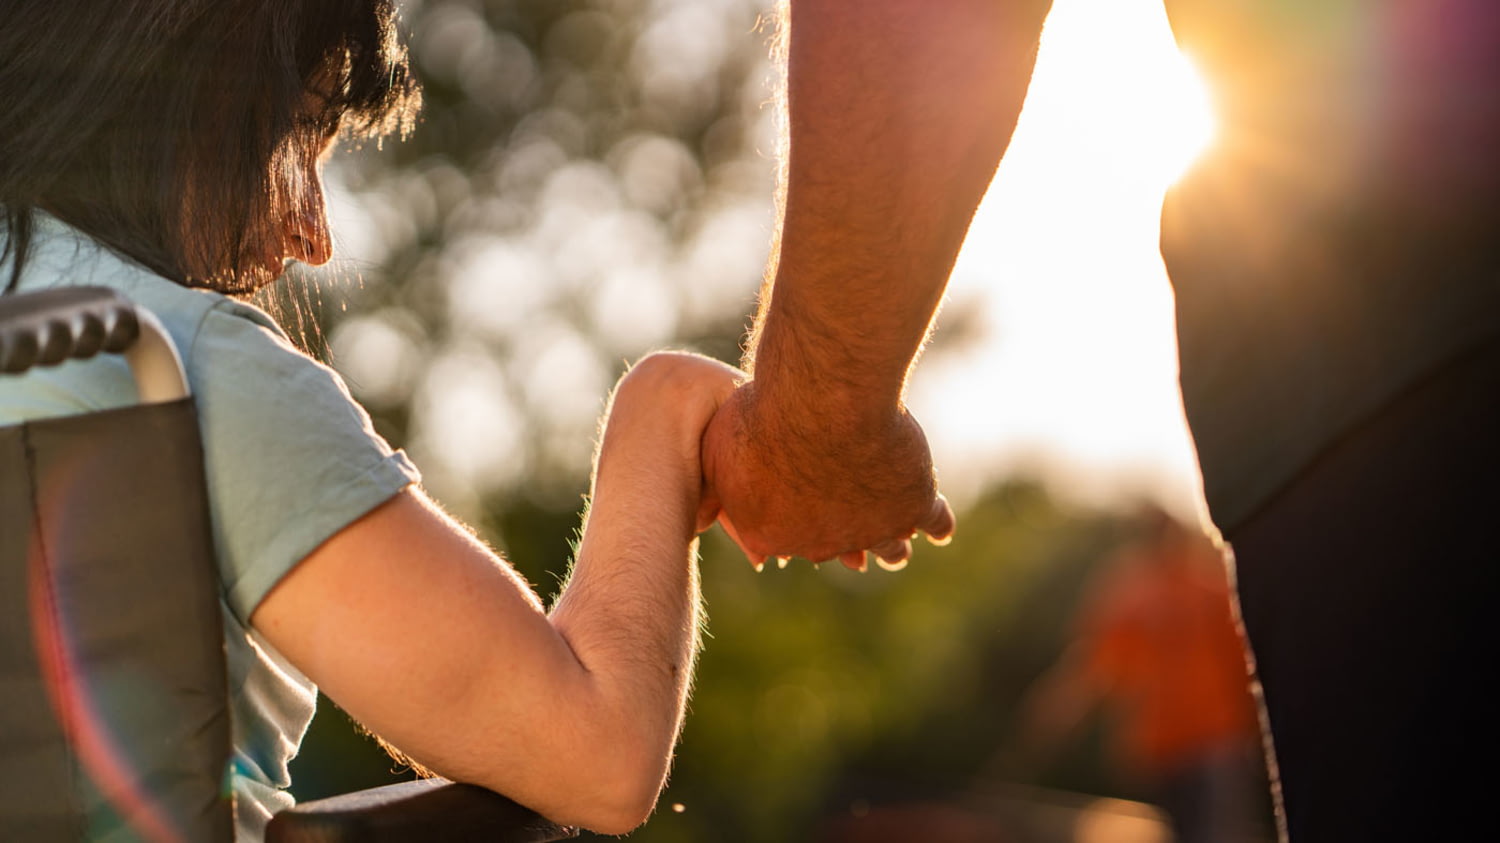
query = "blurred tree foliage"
(293, 0, 781, 521)
(283, 0, 1161, 839)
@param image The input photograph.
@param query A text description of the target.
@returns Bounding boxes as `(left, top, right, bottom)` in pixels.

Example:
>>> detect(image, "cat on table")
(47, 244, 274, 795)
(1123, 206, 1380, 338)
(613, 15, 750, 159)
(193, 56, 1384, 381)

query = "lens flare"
(26, 454, 196, 843)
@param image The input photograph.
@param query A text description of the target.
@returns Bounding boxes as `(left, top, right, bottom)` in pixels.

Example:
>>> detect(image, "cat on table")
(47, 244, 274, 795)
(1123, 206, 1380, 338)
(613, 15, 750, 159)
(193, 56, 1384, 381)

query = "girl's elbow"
(548, 760, 664, 835)
(593, 755, 671, 833)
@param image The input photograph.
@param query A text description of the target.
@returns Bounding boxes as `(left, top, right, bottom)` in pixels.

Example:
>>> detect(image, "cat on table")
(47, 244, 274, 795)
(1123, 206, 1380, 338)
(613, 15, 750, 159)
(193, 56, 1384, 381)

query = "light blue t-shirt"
(0, 215, 421, 839)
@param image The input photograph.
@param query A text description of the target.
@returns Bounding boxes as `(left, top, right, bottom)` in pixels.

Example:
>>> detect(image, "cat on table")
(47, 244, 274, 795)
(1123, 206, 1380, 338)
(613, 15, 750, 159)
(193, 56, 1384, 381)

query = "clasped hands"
(696, 377, 955, 572)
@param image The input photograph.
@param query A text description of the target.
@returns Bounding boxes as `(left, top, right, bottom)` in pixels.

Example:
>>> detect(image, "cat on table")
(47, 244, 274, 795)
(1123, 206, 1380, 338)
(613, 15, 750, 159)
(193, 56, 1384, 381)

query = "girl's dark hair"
(0, 0, 421, 294)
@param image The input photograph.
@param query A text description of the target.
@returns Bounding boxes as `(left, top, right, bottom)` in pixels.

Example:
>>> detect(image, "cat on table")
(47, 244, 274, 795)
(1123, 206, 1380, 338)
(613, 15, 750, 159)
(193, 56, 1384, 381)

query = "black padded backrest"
(0, 333, 232, 839)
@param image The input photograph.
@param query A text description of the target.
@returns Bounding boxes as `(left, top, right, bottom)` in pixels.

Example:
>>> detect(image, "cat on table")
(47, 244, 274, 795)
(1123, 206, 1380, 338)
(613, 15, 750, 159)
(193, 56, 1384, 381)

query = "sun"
(1142, 50, 1217, 186)
(1017, 0, 1220, 193)
(910, 0, 1221, 518)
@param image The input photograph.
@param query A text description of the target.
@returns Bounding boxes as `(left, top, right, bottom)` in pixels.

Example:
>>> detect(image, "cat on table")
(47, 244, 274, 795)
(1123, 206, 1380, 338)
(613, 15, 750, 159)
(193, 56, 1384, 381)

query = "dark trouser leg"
(1228, 340, 1500, 842)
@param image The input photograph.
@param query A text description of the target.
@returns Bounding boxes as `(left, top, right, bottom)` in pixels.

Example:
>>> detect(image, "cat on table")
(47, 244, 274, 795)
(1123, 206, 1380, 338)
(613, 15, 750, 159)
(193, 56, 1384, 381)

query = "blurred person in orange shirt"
(1022, 509, 1260, 843)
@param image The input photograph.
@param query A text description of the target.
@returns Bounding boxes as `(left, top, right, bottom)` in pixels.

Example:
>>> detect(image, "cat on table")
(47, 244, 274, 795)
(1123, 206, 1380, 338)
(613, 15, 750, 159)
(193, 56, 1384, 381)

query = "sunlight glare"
(1017, 0, 1219, 193)
(909, 0, 1218, 521)
(1143, 52, 1216, 185)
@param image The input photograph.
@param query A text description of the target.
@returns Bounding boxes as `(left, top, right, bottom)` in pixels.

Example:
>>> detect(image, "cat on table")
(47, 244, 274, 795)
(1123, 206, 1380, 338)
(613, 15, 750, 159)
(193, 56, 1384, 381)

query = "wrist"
(728, 378, 917, 477)
(751, 311, 910, 416)
(593, 407, 704, 541)
(590, 445, 699, 545)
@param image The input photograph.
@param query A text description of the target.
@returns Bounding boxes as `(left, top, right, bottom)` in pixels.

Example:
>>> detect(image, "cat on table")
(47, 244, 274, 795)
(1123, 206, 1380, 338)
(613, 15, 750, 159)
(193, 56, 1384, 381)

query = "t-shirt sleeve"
(187, 301, 420, 625)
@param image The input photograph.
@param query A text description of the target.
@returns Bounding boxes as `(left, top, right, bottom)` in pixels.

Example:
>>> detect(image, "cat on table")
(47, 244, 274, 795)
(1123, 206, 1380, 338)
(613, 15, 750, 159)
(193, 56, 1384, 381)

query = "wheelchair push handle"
(0, 286, 189, 403)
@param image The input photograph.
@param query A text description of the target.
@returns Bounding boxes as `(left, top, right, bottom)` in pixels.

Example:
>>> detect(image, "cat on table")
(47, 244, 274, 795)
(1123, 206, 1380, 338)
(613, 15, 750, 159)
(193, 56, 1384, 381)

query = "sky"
(906, 0, 1217, 522)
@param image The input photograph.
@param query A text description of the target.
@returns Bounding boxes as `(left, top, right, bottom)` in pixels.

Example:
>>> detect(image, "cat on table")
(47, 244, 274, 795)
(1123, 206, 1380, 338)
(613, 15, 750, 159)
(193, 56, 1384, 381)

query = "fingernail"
(776, 556, 791, 570)
(751, 558, 765, 572)
(875, 556, 909, 572)
(927, 533, 953, 547)
(856, 556, 868, 573)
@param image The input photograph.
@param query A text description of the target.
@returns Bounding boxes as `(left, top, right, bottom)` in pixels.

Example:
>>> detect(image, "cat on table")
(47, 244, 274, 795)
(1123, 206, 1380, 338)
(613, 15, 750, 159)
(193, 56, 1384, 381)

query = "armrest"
(0, 286, 188, 402)
(264, 779, 579, 843)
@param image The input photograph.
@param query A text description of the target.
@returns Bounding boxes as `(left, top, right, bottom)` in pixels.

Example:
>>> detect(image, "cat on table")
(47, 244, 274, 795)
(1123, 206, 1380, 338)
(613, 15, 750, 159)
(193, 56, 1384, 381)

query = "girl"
(0, 1, 736, 837)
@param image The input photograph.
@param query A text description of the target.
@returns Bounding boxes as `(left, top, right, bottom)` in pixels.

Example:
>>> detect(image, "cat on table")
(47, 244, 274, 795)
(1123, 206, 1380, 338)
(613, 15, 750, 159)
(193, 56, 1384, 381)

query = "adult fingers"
(716, 513, 769, 571)
(871, 537, 913, 571)
(838, 550, 868, 572)
(695, 489, 722, 534)
(919, 493, 956, 546)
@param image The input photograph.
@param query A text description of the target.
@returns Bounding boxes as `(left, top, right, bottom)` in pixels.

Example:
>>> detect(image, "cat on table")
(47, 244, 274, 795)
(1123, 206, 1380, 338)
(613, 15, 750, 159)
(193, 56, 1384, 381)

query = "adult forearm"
(751, 0, 1052, 411)
(695, 0, 1046, 563)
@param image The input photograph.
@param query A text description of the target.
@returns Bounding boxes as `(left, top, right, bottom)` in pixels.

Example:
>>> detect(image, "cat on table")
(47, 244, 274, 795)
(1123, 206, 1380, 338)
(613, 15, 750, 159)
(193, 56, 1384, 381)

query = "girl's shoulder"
(4, 214, 373, 460)
(17, 213, 322, 391)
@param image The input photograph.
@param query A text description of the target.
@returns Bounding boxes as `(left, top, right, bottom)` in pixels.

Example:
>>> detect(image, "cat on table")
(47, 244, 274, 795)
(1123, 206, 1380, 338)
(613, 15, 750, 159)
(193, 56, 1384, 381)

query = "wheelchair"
(0, 287, 575, 842)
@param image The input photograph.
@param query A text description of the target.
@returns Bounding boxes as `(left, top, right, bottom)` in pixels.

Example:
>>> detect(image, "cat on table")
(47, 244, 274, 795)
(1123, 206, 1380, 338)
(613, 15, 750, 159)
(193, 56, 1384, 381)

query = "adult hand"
(698, 379, 955, 571)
